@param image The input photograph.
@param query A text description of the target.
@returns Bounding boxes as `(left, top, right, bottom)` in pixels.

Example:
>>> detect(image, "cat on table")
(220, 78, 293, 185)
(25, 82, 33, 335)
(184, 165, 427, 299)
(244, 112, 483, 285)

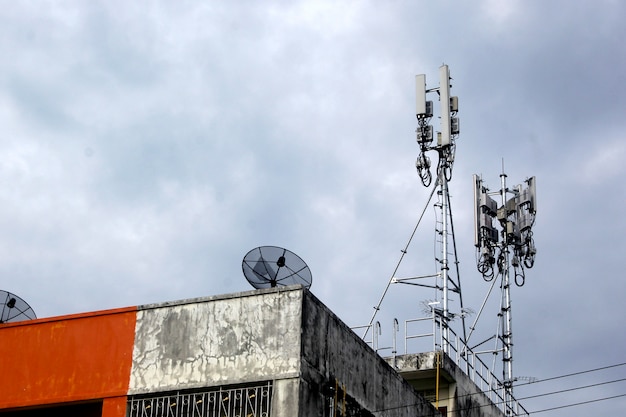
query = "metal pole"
(500, 172, 514, 414)
(441, 169, 450, 354)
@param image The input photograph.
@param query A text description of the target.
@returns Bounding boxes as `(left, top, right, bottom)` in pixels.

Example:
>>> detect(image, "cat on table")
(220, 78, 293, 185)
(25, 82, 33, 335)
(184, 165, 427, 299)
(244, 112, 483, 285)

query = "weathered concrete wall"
(129, 285, 438, 416)
(2, 284, 502, 417)
(391, 352, 505, 417)
(272, 378, 301, 417)
(440, 354, 503, 417)
(129, 287, 302, 395)
(300, 290, 437, 417)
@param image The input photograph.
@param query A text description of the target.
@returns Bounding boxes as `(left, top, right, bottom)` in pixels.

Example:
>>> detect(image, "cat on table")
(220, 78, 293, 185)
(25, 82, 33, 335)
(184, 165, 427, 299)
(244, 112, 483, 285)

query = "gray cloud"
(0, 1, 624, 415)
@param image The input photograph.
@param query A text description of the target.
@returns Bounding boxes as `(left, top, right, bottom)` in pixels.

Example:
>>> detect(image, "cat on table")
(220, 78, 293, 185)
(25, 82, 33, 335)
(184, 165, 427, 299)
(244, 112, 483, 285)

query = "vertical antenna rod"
(499, 171, 514, 410)
(440, 172, 450, 353)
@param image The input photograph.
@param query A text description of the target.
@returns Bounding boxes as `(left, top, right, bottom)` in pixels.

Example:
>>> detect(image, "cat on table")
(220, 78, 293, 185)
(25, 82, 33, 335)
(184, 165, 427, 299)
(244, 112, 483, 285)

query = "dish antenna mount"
(0, 290, 37, 324)
(242, 246, 312, 289)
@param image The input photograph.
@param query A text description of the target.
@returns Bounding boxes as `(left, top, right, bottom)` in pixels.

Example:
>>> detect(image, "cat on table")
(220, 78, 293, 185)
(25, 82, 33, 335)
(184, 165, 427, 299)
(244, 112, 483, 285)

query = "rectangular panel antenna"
(438, 65, 451, 146)
(415, 74, 427, 116)
(473, 174, 480, 246)
(479, 192, 497, 215)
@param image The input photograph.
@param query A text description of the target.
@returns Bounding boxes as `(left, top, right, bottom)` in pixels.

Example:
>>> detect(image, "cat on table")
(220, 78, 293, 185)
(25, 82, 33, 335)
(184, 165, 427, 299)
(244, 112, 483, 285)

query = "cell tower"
(361, 65, 465, 352)
(471, 171, 537, 414)
(358, 65, 537, 416)
(414, 64, 463, 354)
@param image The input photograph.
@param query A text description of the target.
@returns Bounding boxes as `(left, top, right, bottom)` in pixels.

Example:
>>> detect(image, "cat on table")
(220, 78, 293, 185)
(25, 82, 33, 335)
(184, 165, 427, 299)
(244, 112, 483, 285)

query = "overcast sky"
(1, 1, 625, 416)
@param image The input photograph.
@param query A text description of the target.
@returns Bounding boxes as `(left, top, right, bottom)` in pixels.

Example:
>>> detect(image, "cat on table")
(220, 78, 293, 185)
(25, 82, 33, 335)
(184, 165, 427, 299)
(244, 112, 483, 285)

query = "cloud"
(1, 2, 625, 415)
(579, 138, 626, 185)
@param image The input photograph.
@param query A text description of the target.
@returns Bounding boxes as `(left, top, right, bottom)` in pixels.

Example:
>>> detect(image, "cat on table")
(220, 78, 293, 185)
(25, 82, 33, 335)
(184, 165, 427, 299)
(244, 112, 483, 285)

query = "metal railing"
(408, 316, 529, 417)
(404, 310, 438, 354)
(361, 315, 529, 417)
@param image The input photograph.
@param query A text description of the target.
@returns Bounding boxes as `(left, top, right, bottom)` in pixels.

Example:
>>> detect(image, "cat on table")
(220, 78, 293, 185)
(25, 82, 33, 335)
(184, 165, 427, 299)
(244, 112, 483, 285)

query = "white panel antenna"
(415, 74, 428, 116)
(438, 65, 451, 146)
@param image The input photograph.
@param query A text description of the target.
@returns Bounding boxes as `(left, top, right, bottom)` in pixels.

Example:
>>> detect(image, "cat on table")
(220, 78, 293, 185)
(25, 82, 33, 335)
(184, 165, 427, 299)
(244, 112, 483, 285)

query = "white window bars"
(127, 382, 273, 417)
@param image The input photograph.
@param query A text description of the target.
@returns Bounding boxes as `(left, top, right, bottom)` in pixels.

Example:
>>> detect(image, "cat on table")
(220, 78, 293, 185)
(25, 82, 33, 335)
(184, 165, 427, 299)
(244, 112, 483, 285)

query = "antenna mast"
(358, 67, 534, 416)
(473, 169, 537, 415)
(415, 64, 463, 354)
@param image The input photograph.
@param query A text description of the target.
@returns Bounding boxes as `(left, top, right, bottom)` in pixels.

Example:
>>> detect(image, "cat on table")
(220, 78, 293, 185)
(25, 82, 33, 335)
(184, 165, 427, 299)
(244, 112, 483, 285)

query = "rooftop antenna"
(0, 290, 37, 324)
(242, 246, 312, 290)
(472, 168, 537, 415)
(361, 65, 465, 355)
(359, 68, 531, 416)
(413, 64, 464, 354)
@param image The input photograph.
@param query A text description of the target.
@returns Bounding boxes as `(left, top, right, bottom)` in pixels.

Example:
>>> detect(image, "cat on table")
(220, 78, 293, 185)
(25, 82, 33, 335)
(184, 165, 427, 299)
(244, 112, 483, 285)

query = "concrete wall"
(440, 354, 503, 417)
(129, 287, 303, 394)
(129, 285, 438, 417)
(392, 352, 504, 417)
(300, 290, 437, 417)
(1, 285, 438, 417)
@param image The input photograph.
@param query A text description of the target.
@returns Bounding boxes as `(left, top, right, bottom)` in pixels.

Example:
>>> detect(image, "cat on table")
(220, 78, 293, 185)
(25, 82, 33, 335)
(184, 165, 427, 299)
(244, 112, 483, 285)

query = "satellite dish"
(0, 290, 37, 324)
(242, 246, 312, 290)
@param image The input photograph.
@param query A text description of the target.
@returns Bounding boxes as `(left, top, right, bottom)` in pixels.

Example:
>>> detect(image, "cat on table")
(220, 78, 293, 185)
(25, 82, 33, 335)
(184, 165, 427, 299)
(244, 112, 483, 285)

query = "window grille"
(127, 382, 272, 417)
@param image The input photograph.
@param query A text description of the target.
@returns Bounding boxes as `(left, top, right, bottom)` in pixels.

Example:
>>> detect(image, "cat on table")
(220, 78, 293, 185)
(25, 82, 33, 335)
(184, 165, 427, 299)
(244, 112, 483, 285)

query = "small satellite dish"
(0, 290, 37, 324)
(242, 246, 312, 290)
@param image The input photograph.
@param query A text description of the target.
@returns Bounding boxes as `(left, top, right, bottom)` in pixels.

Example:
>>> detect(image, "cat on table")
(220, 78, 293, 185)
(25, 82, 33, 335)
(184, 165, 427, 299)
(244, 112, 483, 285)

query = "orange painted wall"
(103, 396, 129, 417)
(0, 307, 137, 410)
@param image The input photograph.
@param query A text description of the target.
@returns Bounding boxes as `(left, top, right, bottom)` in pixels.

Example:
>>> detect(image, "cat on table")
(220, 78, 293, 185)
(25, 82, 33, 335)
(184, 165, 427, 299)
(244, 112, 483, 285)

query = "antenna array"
(358, 65, 465, 353)
(474, 174, 537, 285)
(414, 64, 463, 354)
(359, 66, 536, 417)
(471, 171, 538, 414)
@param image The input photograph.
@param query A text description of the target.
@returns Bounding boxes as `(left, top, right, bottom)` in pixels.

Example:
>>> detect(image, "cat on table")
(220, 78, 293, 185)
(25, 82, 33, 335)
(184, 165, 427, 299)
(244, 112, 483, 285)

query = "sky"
(1, 1, 625, 416)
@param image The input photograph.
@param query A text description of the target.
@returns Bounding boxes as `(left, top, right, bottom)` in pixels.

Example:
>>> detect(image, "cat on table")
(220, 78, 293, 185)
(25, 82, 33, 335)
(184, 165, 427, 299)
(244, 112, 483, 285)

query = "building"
(0, 285, 445, 417)
(389, 352, 524, 417)
(0, 284, 521, 417)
